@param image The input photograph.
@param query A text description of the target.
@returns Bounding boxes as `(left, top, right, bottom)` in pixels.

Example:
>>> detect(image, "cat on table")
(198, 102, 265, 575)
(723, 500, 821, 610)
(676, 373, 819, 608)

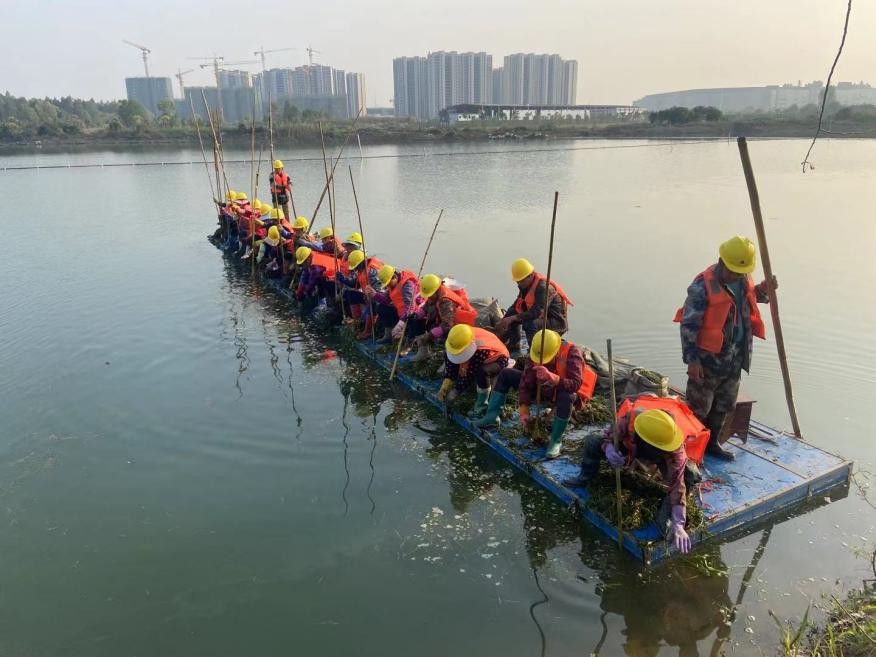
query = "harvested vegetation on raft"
(586, 464, 707, 531)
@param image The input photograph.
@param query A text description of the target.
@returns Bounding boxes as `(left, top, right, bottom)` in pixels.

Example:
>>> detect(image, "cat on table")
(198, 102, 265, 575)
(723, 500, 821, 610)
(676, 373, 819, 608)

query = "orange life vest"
(553, 342, 598, 402)
(308, 250, 338, 281)
(435, 286, 478, 326)
(673, 264, 766, 354)
(616, 395, 709, 465)
(270, 170, 290, 195)
(389, 270, 419, 317)
(471, 327, 510, 364)
(356, 257, 384, 290)
(514, 272, 574, 314)
(339, 254, 350, 277)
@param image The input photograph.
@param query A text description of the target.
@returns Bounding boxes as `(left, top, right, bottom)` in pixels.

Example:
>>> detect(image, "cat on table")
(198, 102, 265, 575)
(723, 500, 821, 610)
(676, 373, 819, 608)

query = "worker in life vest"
(269, 159, 292, 223)
(495, 258, 572, 355)
(288, 216, 320, 251)
(372, 264, 421, 343)
(342, 232, 363, 254)
(564, 405, 693, 553)
(314, 227, 343, 256)
(410, 274, 478, 362)
(256, 225, 283, 277)
(675, 235, 775, 461)
(294, 246, 338, 309)
(476, 330, 596, 459)
(211, 189, 236, 243)
(438, 325, 510, 415)
(234, 199, 261, 258)
(340, 250, 384, 339)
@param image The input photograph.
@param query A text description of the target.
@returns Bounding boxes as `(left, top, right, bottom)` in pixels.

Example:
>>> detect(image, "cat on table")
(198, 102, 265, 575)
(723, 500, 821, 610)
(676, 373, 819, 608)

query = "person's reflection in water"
(584, 541, 732, 657)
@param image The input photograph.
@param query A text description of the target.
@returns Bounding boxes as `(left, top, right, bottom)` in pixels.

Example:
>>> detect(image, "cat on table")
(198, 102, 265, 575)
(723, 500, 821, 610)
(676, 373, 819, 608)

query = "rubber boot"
(356, 316, 375, 341)
(410, 336, 432, 363)
(377, 326, 394, 344)
(545, 417, 569, 459)
(473, 391, 506, 428)
(470, 388, 490, 418)
(706, 436, 735, 461)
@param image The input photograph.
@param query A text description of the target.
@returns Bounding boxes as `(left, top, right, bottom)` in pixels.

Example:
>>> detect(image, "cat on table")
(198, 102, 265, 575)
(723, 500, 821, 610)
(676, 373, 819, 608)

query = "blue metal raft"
(214, 244, 852, 564)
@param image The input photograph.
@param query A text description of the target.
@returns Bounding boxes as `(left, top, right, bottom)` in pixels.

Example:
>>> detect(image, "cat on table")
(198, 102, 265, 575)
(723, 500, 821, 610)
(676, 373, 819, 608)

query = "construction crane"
(122, 40, 151, 77)
(174, 68, 194, 98)
(253, 46, 298, 72)
(306, 45, 321, 66)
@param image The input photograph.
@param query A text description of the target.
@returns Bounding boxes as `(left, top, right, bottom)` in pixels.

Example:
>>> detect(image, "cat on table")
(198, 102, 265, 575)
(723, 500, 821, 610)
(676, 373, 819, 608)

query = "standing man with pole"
(674, 235, 776, 460)
(270, 159, 293, 224)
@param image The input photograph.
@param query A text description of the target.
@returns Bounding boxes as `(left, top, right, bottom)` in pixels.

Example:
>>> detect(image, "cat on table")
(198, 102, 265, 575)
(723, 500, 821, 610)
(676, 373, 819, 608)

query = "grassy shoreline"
(2, 117, 875, 154)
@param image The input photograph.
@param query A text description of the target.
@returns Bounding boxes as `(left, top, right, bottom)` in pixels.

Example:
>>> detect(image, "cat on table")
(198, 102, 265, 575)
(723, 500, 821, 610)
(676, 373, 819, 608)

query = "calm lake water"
(1, 138, 874, 656)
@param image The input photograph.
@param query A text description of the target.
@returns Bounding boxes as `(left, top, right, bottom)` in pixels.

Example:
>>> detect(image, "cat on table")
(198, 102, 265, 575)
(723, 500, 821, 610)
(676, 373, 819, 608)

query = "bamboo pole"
(252, 142, 263, 276)
(310, 107, 364, 229)
(737, 137, 802, 438)
(188, 95, 216, 206)
(266, 89, 285, 274)
(533, 192, 559, 442)
(389, 209, 445, 381)
(200, 90, 230, 195)
(349, 165, 376, 341)
(606, 338, 624, 550)
(318, 125, 342, 314)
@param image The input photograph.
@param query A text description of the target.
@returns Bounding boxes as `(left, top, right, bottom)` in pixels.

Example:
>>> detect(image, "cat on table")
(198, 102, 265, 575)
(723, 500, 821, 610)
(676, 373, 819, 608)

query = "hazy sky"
(2, 0, 874, 105)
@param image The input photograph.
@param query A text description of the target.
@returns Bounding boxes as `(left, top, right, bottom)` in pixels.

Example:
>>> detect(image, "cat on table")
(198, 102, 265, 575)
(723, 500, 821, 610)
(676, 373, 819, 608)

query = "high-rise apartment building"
(217, 70, 251, 89)
(345, 72, 367, 118)
(500, 53, 578, 105)
(125, 77, 174, 116)
(393, 51, 495, 119)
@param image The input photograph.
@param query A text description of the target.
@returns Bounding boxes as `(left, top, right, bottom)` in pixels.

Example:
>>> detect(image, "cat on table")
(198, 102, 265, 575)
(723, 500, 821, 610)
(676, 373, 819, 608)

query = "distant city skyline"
(2, 0, 875, 107)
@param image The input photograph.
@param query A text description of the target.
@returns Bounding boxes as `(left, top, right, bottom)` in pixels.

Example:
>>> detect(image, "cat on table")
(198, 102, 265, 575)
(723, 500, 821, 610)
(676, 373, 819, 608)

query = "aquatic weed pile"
(572, 395, 614, 426)
(585, 464, 706, 531)
(401, 349, 445, 380)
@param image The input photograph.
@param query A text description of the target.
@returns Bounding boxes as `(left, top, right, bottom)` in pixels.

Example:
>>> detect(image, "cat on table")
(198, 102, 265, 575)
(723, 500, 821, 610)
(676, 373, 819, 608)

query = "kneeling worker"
(411, 274, 478, 361)
(438, 324, 510, 417)
(476, 329, 595, 459)
(373, 264, 421, 343)
(495, 258, 573, 355)
(294, 246, 338, 308)
(564, 407, 692, 553)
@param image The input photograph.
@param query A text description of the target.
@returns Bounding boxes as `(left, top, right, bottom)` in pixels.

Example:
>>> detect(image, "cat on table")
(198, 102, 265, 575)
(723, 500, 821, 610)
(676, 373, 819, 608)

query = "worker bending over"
(372, 264, 421, 344)
(410, 274, 478, 362)
(476, 329, 595, 459)
(438, 325, 510, 417)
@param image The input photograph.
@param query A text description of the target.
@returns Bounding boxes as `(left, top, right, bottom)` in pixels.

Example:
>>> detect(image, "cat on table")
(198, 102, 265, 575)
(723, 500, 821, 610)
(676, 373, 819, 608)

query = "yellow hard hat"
(265, 225, 280, 246)
(235, 191, 248, 201)
(377, 264, 396, 288)
(273, 159, 284, 169)
(348, 250, 366, 270)
(445, 324, 476, 364)
(293, 216, 309, 230)
(319, 227, 334, 240)
(252, 200, 262, 211)
(269, 208, 284, 220)
(529, 329, 562, 364)
(344, 231, 363, 246)
(634, 409, 685, 452)
(511, 258, 535, 282)
(225, 190, 236, 201)
(420, 274, 442, 299)
(719, 235, 757, 274)
(295, 246, 312, 265)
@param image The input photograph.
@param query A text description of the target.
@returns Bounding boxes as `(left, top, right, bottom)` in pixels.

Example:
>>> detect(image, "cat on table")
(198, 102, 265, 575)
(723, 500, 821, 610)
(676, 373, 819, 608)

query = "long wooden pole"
(188, 95, 216, 205)
(201, 89, 230, 195)
(606, 338, 624, 550)
(253, 142, 263, 275)
(737, 137, 802, 438)
(349, 165, 376, 341)
(310, 107, 364, 229)
(266, 89, 285, 274)
(389, 209, 445, 381)
(318, 123, 342, 311)
(534, 191, 560, 441)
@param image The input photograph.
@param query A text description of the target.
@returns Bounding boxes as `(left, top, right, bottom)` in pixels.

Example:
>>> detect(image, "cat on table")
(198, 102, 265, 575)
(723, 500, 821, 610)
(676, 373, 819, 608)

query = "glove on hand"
(391, 320, 406, 339)
(604, 443, 625, 469)
(533, 365, 560, 386)
(667, 504, 691, 554)
(430, 326, 444, 339)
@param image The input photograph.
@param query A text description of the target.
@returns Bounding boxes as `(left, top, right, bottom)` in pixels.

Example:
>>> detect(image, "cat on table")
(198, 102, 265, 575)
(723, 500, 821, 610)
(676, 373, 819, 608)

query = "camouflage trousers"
(685, 360, 742, 444)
